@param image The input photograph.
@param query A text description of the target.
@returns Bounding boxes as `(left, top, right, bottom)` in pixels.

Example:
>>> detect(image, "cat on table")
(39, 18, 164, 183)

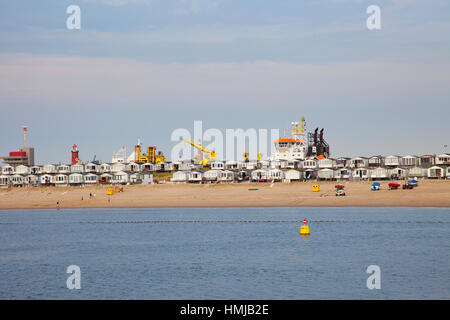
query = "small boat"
(388, 182, 400, 190)
(371, 182, 380, 191)
(335, 185, 345, 196)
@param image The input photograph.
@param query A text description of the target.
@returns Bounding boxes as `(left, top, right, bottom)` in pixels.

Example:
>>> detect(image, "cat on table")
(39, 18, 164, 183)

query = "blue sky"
(0, 0, 449, 163)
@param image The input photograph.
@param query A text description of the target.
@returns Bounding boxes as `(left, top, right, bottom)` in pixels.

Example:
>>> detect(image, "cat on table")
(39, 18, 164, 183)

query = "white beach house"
(171, 171, 189, 183)
(188, 171, 203, 183)
(85, 162, 99, 173)
(99, 173, 113, 184)
(318, 168, 334, 180)
(203, 169, 221, 183)
(318, 158, 334, 169)
(0, 175, 10, 186)
(126, 162, 140, 172)
(284, 169, 301, 182)
(57, 164, 71, 174)
(388, 168, 408, 179)
(268, 168, 284, 181)
(99, 163, 111, 173)
(10, 174, 24, 186)
(69, 173, 84, 185)
(30, 166, 43, 175)
(352, 168, 369, 180)
(419, 155, 435, 167)
(84, 173, 99, 184)
(70, 164, 84, 173)
(368, 156, 384, 168)
(43, 164, 57, 174)
(54, 174, 69, 186)
(24, 174, 39, 185)
(384, 155, 401, 167)
(251, 169, 269, 182)
(141, 163, 155, 172)
(112, 171, 129, 184)
(370, 167, 389, 180)
(349, 157, 369, 168)
(408, 167, 428, 178)
(210, 161, 225, 170)
(401, 155, 419, 167)
(303, 158, 318, 170)
(335, 157, 350, 168)
(15, 165, 29, 175)
(435, 153, 450, 166)
(219, 170, 235, 183)
(1, 165, 14, 175)
(427, 166, 445, 179)
(334, 168, 351, 180)
(40, 174, 54, 185)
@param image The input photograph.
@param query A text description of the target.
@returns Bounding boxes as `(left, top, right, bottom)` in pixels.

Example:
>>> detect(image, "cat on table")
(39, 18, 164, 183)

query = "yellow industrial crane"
(147, 146, 166, 164)
(135, 144, 165, 164)
(180, 138, 217, 166)
(243, 152, 262, 162)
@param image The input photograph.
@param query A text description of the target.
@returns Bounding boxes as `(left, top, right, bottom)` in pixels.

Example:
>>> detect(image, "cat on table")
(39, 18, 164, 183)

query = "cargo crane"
(180, 138, 217, 166)
(243, 152, 262, 162)
(134, 141, 165, 164)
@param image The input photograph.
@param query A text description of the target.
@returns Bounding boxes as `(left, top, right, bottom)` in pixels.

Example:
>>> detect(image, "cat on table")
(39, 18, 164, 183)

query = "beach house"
(435, 153, 450, 166)
(54, 174, 69, 186)
(368, 156, 384, 168)
(318, 168, 334, 180)
(370, 167, 389, 180)
(401, 155, 420, 167)
(69, 173, 84, 185)
(171, 171, 189, 183)
(203, 169, 221, 183)
(384, 155, 401, 167)
(84, 173, 98, 184)
(219, 170, 235, 183)
(284, 169, 301, 182)
(349, 157, 369, 168)
(112, 171, 129, 184)
(427, 166, 445, 179)
(57, 164, 71, 174)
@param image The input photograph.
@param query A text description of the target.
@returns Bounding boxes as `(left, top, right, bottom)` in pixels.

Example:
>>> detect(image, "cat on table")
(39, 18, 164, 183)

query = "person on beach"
(93, 193, 96, 199)
(56, 202, 60, 210)
(89, 193, 92, 199)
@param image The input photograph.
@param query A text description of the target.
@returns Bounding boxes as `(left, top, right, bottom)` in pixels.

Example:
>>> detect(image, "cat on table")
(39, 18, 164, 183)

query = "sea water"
(0, 207, 449, 299)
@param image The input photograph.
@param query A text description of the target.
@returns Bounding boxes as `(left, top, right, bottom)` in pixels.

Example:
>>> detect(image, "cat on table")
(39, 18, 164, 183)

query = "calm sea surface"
(0, 207, 449, 299)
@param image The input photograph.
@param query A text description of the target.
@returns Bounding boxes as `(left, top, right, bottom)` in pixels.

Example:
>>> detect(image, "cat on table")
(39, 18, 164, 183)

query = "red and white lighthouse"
(71, 144, 79, 165)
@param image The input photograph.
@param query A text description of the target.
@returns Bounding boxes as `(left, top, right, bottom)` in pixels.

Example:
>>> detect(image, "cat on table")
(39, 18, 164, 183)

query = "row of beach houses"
(1, 154, 449, 187)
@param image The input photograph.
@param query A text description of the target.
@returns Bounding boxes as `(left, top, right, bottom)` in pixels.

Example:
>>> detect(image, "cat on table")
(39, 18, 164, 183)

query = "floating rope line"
(1, 220, 448, 225)
(77, 219, 449, 224)
(80, 219, 339, 224)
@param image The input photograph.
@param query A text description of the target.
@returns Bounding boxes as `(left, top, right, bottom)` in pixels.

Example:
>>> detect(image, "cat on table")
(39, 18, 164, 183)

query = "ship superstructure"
(270, 117, 330, 161)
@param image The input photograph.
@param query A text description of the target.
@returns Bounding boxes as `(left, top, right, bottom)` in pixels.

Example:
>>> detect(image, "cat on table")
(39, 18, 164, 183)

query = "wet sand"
(0, 180, 449, 210)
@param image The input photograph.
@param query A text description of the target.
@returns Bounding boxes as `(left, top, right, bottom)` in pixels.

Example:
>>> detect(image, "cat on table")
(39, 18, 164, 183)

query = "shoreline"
(1, 180, 449, 210)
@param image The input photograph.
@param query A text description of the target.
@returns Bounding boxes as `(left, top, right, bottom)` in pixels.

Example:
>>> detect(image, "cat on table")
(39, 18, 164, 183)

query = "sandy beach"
(0, 180, 449, 210)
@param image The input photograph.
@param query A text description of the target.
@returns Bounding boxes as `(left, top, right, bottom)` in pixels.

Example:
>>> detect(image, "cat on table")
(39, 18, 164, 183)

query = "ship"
(270, 117, 330, 161)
